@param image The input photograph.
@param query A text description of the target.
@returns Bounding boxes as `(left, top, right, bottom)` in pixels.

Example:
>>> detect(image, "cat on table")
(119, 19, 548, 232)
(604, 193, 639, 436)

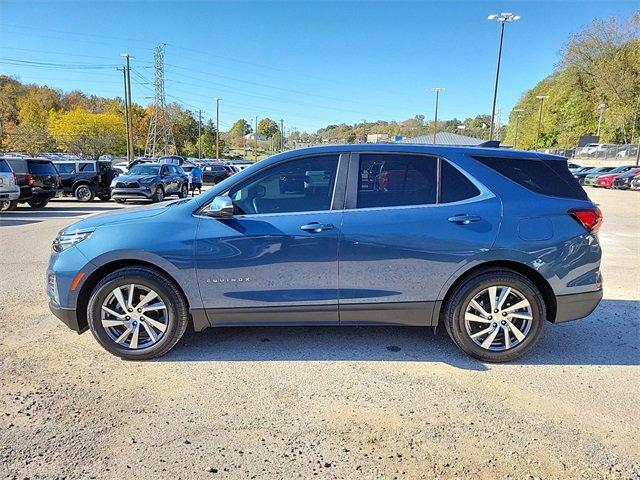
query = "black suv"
(4, 157, 60, 209)
(202, 164, 233, 184)
(52, 159, 116, 202)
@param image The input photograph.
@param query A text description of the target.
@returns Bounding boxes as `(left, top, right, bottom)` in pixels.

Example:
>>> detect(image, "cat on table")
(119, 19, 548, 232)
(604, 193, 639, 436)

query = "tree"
(230, 119, 251, 138)
(258, 118, 279, 138)
(5, 123, 55, 154)
(48, 107, 126, 158)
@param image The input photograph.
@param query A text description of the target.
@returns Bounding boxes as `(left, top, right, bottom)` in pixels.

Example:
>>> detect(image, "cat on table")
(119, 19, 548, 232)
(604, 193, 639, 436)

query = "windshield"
(128, 165, 160, 175)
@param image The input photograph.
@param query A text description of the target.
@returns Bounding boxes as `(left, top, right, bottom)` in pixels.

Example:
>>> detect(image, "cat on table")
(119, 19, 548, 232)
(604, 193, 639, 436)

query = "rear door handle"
(448, 214, 481, 225)
(300, 222, 334, 233)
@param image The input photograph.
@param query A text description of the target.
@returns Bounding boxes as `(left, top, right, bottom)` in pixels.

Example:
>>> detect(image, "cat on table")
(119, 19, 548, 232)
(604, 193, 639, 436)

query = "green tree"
(230, 119, 251, 138)
(258, 118, 279, 138)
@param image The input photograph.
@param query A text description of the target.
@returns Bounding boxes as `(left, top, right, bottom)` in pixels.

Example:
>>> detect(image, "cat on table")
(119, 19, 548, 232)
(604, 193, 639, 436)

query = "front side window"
(229, 154, 339, 215)
(357, 154, 437, 208)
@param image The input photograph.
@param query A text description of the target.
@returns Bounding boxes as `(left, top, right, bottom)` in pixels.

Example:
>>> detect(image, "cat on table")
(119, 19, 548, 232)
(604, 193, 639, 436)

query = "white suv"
(0, 158, 20, 212)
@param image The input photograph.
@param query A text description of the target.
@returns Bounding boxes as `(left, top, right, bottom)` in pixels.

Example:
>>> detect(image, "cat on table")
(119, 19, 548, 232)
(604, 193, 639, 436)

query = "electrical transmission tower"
(145, 44, 176, 157)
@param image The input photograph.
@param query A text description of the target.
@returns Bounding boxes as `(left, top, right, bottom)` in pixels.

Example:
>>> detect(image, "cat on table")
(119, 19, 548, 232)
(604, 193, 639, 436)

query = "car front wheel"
(443, 269, 545, 363)
(87, 266, 189, 360)
(152, 186, 164, 202)
(178, 183, 188, 198)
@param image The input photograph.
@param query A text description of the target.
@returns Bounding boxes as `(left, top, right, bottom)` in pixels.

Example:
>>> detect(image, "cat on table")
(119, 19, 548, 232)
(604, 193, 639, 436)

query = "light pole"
(596, 102, 606, 138)
(487, 12, 520, 141)
(430, 87, 445, 144)
(215, 98, 220, 160)
(512, 108, 524, 148)
(535, 95, 549, 149)
(254, 115, 258, 161)
(120, 53, 135, 161)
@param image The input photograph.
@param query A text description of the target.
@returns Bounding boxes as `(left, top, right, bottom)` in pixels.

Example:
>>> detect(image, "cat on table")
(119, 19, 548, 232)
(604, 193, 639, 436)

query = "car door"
(159, 165, 171, 191)
(195, 153, 348, 326)
(338, 152, 501, 326)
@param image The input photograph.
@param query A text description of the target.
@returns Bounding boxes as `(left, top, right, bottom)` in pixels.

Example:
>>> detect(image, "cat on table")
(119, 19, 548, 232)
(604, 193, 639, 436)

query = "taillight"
(25, 173, 33, 186)
(569, 207, 603, 234)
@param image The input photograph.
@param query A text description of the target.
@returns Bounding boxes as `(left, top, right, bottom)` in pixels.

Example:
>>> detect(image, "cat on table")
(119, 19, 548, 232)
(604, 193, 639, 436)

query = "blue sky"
(0, 1, 636, 132)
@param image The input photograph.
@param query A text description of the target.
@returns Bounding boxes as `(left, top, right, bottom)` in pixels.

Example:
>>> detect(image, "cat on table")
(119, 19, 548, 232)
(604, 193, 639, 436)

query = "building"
(244, 133, 267, 141)
(366, 133, 389, 144)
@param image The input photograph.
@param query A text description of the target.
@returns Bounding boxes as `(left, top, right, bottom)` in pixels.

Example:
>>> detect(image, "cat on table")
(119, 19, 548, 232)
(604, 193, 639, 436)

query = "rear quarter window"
(473, 156, 588, 200)
(440, 160, 481, 203)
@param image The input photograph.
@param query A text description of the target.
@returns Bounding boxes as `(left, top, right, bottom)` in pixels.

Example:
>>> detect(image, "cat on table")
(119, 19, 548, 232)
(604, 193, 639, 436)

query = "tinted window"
(357, 154, 437, 208)
(473, 156, 588, 200)
(28, 161, 58, 175)
(440, 160, 481, 203)
(78, 162, 95, 172)
(0, 160, 11, 173)
(229, 155, 338, 215)
(175, 166, 185, 174)
(129, 165, 160, 175)
(6, 159, 28, 173)
(57, 163, 76, 174)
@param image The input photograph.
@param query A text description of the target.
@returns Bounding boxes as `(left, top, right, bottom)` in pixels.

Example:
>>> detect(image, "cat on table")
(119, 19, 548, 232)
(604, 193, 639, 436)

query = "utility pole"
(488, 12, 520, 141)
(280, 119, 284, 152)
(362, 119, 367, 143)
(254, 115, 258, 161)
(596, 102, 607, 138)
(430, 87, 444, 144)
(198, 109, 202, 160)
(120, 53, 135, 161)
(535, 95, 549, 149)
(215, 98, 220, 160)
(512, 108, 524, 148)
(118, 67, 131, 161)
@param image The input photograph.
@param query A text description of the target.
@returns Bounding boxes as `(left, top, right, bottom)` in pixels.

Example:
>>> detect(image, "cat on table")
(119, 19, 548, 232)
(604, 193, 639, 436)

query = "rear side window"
(0, 160, 11, 173)
(78, 162, 96, 172)
(440, 161, 481, 203)
(473, 156, 588, 200)
(28, 161, 58, 175)
(357, 154, 437, 208)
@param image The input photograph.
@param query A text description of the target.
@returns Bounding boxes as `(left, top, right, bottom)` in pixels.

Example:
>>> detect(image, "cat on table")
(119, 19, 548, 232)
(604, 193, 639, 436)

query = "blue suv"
(47, 145, 603, 362)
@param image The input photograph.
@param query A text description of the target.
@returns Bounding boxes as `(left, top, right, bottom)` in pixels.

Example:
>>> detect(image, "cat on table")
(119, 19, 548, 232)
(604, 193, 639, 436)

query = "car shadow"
(158, 299, 639, 370)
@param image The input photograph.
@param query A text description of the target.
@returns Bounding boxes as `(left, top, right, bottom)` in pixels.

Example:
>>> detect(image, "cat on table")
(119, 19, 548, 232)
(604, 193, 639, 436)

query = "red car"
(595, 168, 640, 188)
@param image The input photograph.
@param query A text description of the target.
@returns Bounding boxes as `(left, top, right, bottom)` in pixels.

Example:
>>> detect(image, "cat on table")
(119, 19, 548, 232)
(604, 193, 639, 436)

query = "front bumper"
(49, 299, 85, 333)
(111, 187, 153, 199)
(554, 289, 603, 323)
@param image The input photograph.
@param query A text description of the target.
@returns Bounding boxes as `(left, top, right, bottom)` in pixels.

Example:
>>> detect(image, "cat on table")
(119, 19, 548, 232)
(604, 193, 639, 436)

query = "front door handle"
(448, 214, 481, 225)
(300, 222, 334, 233)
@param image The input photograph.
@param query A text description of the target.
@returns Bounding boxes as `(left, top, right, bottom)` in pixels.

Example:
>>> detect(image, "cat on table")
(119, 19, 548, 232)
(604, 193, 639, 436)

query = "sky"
(0, 1, 637, 133)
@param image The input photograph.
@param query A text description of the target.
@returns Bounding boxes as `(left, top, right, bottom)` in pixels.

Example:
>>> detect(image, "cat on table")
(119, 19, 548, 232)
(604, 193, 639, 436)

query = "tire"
(152, 186, 164, 202)
(443, 269, 546, 363)
(87, 266, 189, 360)
(75, 184, 95, 202)
(98, 194, 111, 201)
(27, 199, 49, 208)
(213, 177, 223, 184)
(178, 183, 188, 198)
(1, 200, 17, 212)
(114, 198, 126, 204)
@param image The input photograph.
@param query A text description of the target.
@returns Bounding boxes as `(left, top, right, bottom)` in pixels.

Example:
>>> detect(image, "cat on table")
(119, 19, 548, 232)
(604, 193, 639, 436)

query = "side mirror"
(203, 195, 234, 218)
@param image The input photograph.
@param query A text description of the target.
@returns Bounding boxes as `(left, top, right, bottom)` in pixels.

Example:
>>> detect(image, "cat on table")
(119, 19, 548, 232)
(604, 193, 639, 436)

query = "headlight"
(52, 231, 93, 253)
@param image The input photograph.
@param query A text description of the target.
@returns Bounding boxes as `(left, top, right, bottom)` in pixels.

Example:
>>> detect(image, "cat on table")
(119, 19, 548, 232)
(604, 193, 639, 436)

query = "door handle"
(448, 214, 481, 225)
(300, 222, 334, 233)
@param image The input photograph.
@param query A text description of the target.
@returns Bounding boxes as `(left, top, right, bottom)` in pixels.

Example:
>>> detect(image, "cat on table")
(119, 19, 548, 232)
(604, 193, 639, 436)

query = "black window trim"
(344, 151, 493, 211)
(195, 152, 349, 218)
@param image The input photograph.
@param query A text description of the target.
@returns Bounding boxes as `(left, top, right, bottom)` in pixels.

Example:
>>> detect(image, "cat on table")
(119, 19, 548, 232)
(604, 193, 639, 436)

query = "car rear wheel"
(27, 199, 49, 208)
(443, 269, 545, 363)
(75, 184, 95, 202)
(152, 186, 164, 202)
(1, 200, 17, 212)
(178, 183, 188, 198)
(213, 176, 224, 184)
(87, 266, 189, 360)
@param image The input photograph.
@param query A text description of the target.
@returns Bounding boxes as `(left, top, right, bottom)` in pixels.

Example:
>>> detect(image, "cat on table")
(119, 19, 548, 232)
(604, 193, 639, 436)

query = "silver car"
(0, 159, 20, 212)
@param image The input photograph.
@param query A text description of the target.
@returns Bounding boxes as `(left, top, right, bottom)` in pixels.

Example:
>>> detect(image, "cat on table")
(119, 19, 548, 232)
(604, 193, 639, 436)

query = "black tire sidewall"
(27, 199, 48, 208)
(87, 270, 183, 360)
(446, 271, 545, 362)
(75, 185, 95, 202)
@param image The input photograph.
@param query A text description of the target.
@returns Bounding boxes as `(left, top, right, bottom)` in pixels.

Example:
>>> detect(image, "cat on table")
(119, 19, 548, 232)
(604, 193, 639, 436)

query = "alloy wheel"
(464, 285, 533, 351)
(101, 284, 168, 349)
(0, 200, 10, 211)
(156, 187, 164, 202)
(76, 186, 92, 201)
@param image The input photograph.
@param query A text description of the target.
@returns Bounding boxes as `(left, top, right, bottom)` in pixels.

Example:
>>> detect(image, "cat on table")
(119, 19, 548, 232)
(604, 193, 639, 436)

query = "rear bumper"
(49, 300, 85, 333)
(0, 188, 20, 200)
(553, 289, 603, 323)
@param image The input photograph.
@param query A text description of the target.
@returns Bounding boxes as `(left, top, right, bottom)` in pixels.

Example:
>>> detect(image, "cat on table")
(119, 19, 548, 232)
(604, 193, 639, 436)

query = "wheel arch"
(72, 180, 94, 191)
(75, 259, 193, 332)
(436, 260, 557, 324)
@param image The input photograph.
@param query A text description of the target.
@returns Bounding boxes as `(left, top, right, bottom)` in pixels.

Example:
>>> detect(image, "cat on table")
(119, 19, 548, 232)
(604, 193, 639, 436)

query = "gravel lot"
(1, 188, 638, 479)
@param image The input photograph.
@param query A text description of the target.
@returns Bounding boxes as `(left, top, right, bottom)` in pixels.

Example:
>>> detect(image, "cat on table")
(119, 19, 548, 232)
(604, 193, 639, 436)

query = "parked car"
(47, 145, 603, 362)
(4, 157, 60, 209)
(630, 174, 640, 191)
(611, 168, 640, 190)
(574, 166, 615, 185)
(158, 155, 188, 166)
(0, 158, 21, 212)
(592, 167, 638, 188)
(582, 166, 635, 187)
(52, 159, 116, 202)
(202, 164, 233, 184)
(567, 163, 582, 172)
(110, 163, 189, 203)
(579, 143, 615, 156)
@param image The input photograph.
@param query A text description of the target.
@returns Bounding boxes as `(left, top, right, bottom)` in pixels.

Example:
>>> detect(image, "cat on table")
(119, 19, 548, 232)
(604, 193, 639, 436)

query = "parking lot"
(0, 188, 638, 479)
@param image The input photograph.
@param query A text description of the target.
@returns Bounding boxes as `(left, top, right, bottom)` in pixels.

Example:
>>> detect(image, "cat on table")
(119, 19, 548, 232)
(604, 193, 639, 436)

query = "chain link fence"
(572, 143, 639, 161)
